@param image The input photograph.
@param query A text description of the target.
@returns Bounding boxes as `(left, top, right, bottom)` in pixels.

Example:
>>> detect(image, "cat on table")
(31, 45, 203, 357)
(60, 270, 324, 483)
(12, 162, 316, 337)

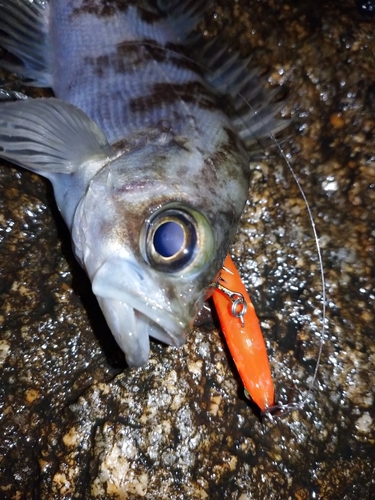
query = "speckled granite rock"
(1, 1, 375, 499)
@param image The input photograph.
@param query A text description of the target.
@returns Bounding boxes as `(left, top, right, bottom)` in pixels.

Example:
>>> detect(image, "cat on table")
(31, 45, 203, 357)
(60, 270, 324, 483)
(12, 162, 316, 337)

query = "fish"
(0, 0, 287, 368)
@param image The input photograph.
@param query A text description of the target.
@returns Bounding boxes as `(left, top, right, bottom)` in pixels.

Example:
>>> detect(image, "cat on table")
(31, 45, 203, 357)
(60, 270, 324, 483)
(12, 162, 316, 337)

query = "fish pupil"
(154, 221, 185, 258)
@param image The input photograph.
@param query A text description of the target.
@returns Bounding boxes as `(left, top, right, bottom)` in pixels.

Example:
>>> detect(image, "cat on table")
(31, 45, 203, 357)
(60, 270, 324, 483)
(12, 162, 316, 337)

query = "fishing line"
(264, 130, 326, 414)
(234, 87, 327, 417)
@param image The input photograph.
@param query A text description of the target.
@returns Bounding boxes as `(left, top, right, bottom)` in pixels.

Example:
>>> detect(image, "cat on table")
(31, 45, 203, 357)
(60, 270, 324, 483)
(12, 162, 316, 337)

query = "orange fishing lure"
(212, 255, 275, 412)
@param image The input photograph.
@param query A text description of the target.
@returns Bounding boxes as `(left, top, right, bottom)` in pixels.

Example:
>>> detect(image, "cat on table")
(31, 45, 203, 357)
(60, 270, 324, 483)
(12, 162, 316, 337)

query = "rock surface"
(1, 1, 375, 498)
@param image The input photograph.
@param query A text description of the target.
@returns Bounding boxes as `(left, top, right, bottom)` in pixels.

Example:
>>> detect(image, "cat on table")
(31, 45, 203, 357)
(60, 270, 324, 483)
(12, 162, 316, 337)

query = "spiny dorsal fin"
(186, 36, 289, 148)
(157, 0, 209, 40)
(157, 1, 288, 149)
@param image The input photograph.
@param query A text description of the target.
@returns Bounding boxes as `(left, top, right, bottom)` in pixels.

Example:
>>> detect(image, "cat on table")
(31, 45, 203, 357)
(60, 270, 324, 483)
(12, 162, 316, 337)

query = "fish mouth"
(91, 258, 188, 367)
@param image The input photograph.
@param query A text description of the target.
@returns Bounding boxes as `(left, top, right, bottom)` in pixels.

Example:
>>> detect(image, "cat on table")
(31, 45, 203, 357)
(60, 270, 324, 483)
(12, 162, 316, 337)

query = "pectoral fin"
(0, 98, 113, 175)
(0, 0, 52, 87)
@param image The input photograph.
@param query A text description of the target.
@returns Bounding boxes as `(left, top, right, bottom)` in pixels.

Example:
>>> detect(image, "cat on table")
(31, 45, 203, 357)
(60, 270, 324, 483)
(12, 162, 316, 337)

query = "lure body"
(213, 256, 275, 411)
(0, 0, 285, 368)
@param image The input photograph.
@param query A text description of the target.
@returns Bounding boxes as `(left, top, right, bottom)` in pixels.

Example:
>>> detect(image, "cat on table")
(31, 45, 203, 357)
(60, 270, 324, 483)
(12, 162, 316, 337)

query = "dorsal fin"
(190, 36, 289, 147)
(157, 1, 288, 149)
(157, 0, 209, 40)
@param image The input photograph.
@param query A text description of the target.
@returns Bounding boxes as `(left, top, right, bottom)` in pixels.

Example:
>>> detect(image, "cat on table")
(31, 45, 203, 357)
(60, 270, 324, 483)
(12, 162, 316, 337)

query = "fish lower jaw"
(90, 257, 189, 365)
(95, 294, 187, 367)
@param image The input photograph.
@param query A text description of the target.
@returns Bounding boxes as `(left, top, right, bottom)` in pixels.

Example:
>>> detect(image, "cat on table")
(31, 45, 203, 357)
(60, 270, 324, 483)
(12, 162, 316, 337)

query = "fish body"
(0, 0, 283, 366)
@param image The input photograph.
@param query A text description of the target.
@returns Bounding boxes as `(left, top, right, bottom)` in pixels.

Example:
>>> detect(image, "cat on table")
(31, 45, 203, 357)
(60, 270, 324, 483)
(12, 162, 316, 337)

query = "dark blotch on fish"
(84, 41, 198, 79)
(129, 81, 218, 114)
(71, 0, 167, 22)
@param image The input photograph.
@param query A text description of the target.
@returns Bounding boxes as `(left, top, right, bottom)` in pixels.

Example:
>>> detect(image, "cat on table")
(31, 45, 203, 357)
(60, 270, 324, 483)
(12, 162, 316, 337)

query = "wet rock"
(1, 0, 375, 498)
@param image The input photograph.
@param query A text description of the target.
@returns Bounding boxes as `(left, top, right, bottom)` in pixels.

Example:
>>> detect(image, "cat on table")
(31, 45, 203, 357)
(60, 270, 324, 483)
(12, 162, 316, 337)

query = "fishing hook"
(216, 281, 248, 326)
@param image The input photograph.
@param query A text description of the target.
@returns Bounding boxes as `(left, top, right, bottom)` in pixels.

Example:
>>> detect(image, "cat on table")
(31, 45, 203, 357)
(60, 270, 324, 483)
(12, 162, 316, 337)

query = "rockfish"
(0, 0, 285, 366)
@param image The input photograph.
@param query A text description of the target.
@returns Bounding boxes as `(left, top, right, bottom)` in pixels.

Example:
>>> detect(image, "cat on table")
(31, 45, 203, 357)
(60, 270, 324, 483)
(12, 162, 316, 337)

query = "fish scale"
(0, 0, 287, 368)
(51, 2, 215, 144)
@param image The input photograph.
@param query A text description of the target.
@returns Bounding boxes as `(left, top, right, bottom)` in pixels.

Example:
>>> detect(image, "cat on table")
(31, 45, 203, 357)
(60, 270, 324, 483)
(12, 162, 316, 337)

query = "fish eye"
(141, 203, 214, 274)
(145, 209, 197, 272)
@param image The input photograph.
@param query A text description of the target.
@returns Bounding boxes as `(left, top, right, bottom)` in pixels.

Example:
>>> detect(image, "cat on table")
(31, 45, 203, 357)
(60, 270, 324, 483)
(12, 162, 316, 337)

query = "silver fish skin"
(0, 0, 278, 367)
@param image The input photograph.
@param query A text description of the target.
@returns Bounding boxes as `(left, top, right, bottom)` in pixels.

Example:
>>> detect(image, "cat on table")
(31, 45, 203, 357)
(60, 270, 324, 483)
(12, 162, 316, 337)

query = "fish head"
(72, 137, 249, 366)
